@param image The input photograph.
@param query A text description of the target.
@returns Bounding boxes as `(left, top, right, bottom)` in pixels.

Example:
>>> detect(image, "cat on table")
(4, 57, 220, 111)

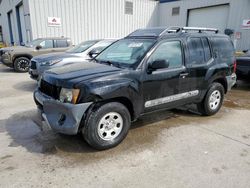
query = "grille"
(39, 79, 60, 99)
(30, 60, 37, 69)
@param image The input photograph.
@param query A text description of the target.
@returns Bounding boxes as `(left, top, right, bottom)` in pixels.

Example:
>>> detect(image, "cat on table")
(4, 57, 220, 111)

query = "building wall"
(1, 0, 249, 50)
(158, 0, 250, 50)
(28, 0, 158, 45)
(0, 0, 32, 45)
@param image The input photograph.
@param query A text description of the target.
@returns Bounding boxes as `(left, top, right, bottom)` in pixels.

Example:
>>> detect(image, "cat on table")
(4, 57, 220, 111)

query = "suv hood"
(33, 52, 80, 62)
(42, 61, 122, 87)
(1, 46, 32, 52)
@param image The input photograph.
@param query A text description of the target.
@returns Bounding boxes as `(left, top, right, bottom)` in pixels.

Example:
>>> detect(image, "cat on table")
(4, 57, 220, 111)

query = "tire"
(14, 57, 30, 72)
(197, 82, 225, 116)
(83, 102, 131, 150)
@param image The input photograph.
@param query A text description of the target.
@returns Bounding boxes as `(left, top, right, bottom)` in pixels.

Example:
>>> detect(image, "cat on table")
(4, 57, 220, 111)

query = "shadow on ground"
(233, 80, 250, 91)
(4, 107, 201, 159)
(224, 80, 250, 109)
(0, 66, 15, 73)
(13, 80, 37, 92)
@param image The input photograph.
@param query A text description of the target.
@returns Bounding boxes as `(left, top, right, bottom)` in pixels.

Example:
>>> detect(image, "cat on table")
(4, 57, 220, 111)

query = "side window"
(54, 40, 69, 48)
(212, 38, 235, 59)
(148, 41, 183, 69)
(187, 37, 205, 65)
(39, 40, 53, 49)
(201, 37, 212, 61)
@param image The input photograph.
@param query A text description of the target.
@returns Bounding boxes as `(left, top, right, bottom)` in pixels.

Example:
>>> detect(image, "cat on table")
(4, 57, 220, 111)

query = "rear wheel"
(197, 82, 224, 116)
(14, 57, 30, 72)
(83, 102, 131, 150)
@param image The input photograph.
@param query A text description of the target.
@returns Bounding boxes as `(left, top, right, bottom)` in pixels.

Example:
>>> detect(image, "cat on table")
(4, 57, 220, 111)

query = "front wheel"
(14, 57, 30, 72)
(197, 82, 225, 116)
(83, 102, 131, 150)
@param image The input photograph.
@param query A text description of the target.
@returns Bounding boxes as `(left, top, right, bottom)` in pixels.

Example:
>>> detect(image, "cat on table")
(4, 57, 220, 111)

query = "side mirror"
(36, 45, 42, 50)
(88, 49, 101, 58)
(148, 59, 169, 73)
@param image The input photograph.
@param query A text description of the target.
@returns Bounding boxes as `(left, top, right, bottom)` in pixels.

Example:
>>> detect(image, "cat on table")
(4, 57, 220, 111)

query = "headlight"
(59, 88, 80, 104)
(40, 59, 62, 66)
(4, 50, 12, 55)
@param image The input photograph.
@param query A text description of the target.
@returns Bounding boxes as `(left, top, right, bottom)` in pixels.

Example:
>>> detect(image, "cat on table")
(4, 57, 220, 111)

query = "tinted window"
(54, 39, 68, 48)
(40, 40, 53, 49)
(201, 37, 212, 61)
(149, 41, 182, 69)
(212, 38, 234, 58)
(187, 37, 205, 65)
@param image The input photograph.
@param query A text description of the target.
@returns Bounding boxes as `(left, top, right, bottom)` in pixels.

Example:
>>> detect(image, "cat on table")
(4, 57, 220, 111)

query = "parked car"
(29, 39, 117, 80)
(34, 27, 236, 150)
(236, 54, 250, 80)
(0, 37, 72, 72)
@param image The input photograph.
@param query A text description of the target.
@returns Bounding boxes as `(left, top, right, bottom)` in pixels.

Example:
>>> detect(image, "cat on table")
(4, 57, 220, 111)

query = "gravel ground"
(0, 63, 249, 188)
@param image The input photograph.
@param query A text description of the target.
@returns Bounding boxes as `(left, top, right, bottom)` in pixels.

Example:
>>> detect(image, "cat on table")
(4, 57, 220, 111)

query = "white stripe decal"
(145, 90, 199, 108)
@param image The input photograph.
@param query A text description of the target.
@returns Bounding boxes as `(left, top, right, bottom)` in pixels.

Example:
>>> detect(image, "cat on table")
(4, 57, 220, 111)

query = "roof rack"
(160, 26, 181, 35)
(160, 26, 219, 35)
(126, 26, 219, 38)
(182, 27, 219, 33)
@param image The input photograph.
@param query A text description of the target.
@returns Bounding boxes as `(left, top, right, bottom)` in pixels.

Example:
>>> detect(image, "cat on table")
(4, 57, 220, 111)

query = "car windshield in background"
(67, 40, 99, 53)
(91, 40, 115, 52)
(95, 39, 156, 69)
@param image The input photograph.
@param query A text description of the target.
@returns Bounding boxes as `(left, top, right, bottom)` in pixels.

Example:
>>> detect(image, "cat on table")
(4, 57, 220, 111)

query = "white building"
(0, 0, 250, 50)
(0, 0, 158, 45)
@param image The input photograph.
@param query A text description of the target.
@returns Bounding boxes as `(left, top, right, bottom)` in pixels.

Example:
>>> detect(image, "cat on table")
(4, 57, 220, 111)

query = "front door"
(34, 39, 54, 56)
(142, 40, 187, 113)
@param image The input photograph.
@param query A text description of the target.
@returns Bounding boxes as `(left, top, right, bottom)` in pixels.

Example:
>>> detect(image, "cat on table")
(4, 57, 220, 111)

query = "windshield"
(67, 40, 99, 53)
(26, 39, 46, 47)
(95, 39, 155, 69)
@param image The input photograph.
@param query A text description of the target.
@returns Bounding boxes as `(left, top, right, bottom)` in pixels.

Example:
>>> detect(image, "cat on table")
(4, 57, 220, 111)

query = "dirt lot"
(0, 63, 250, 188)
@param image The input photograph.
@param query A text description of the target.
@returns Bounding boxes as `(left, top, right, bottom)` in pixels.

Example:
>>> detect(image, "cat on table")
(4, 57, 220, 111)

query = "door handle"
(180, 72, 189, 78)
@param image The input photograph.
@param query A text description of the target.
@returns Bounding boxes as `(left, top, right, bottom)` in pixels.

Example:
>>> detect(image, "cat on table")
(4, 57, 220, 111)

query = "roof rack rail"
(160, 26, 181, 35)
(182, 27, 219, 33)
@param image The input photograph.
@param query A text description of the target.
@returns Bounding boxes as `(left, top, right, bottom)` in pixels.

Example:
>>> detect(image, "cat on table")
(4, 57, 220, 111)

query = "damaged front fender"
(34, 89, 92, 135)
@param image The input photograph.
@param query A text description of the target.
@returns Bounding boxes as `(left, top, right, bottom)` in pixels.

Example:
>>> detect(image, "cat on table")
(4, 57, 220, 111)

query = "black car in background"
(34, 27, 237, 150)
(236, 53, 250, 80)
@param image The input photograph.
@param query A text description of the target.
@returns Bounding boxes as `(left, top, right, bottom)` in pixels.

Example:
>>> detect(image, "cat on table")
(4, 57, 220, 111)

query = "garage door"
(188, 5, 229, 33)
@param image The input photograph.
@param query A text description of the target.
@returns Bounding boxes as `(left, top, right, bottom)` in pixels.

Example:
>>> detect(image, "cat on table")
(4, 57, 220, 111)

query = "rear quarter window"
(54, 39, 69, 48)
(211, 37, 235, 59)
(187, 37, 207, 65)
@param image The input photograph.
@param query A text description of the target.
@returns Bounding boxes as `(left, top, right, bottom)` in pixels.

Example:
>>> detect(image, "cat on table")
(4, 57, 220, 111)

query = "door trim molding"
(145, 90, 199, 108)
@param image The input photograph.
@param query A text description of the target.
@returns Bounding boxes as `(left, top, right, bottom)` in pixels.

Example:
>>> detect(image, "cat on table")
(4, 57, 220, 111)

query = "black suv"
(34, 27, 236, 150)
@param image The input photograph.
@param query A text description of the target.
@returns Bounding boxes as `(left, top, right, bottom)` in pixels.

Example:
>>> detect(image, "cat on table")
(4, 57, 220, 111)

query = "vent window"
(125, 1, 133, 15)
(172, 7, 180, 16)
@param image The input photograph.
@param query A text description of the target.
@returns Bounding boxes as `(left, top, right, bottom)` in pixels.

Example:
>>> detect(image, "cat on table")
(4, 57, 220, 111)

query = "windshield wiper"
(96, 60, 121, 68)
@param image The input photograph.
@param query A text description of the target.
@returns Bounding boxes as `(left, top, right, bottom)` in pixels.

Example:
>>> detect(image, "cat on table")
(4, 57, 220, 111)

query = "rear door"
(183, 37, 213, 102)
(53, 39, 71, 52)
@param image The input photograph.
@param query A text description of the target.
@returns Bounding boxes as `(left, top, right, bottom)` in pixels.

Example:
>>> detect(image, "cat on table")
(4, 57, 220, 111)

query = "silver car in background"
(29, 39, 117, 80)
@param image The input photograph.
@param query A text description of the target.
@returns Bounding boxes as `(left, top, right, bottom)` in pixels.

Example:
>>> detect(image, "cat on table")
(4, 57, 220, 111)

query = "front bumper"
(1, 54, 12, 67)
(29, 63, 52, 80)
(29, 69, 39, 80)
(226, 73, 237, 91)
(34, 89, 92, 135)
